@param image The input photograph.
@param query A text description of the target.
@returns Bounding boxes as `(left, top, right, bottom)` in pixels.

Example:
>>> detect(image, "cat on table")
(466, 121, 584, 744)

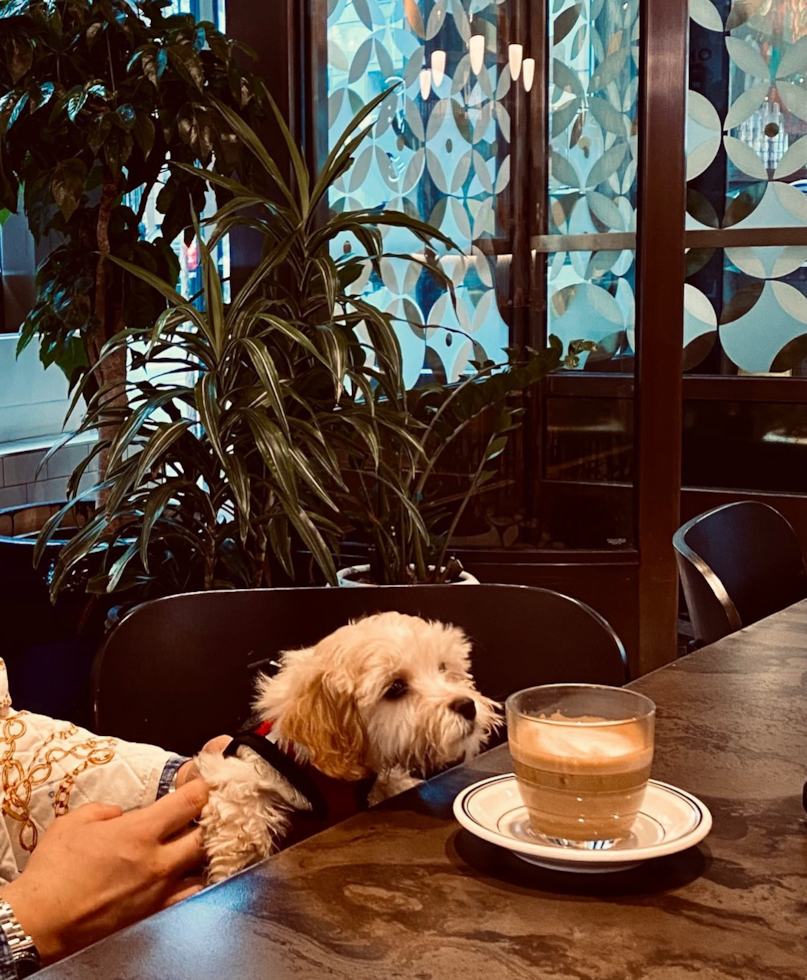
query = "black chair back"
(92, 584, 628, 755)
(673, 501, 807, 647)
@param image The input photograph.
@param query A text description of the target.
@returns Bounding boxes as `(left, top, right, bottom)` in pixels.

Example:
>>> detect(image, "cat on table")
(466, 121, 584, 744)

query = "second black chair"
(674, 501, 807, 647)
(92, 584, 628, 755)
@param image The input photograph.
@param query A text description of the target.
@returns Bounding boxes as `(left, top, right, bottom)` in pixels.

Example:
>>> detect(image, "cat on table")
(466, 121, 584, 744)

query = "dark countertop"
(41, 602, 807, 979)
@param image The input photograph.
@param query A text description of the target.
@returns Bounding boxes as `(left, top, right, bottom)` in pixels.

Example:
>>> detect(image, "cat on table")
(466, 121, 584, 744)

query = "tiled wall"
(0, 441, 98, 510)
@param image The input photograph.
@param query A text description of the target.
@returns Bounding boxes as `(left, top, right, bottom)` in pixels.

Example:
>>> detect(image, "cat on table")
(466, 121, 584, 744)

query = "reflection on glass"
(685, 245, 807, 374)
(683, 399, 807, 492)
(538, 395, 635, 549)
(546, 396, 634, 485)
(547, 0, 639, 371)
(324, 0, 516, 384)
(686, 0, 807, 376)
(688, 0, 807, 233)
(547, 250, 636, 369)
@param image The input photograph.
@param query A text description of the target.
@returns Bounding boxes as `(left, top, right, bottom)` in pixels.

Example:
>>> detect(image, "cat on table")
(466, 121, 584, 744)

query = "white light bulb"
(508, 43, 523, 81)
(419, 68, 432, 100)
(469, 34, 485, 75)
(431, 50, 446, 87)
(522, 57, 535, 93)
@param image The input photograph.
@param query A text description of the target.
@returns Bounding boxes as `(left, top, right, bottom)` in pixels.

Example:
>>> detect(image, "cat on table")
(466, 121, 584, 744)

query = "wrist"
(3, 878, 61, 966)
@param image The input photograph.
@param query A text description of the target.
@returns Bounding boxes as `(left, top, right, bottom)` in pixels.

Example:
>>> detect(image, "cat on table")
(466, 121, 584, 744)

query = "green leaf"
(141, 45, 168, 87)
(195, 373, 224, 462)
(86, 20, 104, 47)
(242, 410, 299, 503)
(66, 86, 87, 121)
(284, 506, 337, 586)
(168, 43, 205, 89)
(0, 0, 32, 19)
(265, 91, 310, 214)
(48, 334, 88, 388)
(108, 254, 196, 312)
(290, 446, 338, 511)
(107, 541, 140, 593)
(29, 81, 54, 112)
(210, 96, 297, 212)
(88, 112, 113, 152)
(236, 338, 289, 435)
(133, 111, 155, 157)
(51, 159, 87, 221)
(8, 38, 32, 83)
(222, 455, 251, 543)
(485, 435, 508, 462)
(268, 517, 294, 579)
(132, 420, 192, 487)
(138, 481, 184, 570)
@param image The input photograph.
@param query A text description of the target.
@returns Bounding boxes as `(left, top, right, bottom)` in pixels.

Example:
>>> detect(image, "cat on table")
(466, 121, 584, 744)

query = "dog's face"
(254, 612, 500, 781)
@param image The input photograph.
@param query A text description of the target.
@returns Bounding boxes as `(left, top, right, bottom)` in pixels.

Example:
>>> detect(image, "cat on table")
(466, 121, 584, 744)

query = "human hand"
(2, 778, 209, 965)
(175, 734, 233, 787)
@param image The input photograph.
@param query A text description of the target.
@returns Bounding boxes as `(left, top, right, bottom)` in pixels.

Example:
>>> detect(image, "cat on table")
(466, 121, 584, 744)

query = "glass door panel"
(684, 0, 807, 497)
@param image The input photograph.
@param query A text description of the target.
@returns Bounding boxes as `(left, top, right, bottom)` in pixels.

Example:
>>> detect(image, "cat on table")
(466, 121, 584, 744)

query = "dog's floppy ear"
(280, 673, 370, 781)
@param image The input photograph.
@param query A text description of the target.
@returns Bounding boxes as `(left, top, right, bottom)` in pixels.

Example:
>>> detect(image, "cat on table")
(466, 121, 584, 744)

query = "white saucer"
(453, 774, 712, 873)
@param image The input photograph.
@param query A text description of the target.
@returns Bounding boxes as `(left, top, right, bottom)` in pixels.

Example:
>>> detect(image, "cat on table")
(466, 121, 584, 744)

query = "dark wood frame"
(633, 0, 687, 672)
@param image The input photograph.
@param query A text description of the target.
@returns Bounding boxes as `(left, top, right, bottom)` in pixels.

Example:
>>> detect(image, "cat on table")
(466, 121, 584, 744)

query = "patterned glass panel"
(546, 0, 639, 369)
(324, 0, 514, 384)
(548, 249, 636, 364)
(687, 0, 807, 374)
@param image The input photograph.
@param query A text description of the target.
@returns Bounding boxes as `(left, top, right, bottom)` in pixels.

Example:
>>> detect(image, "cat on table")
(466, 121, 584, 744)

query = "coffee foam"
(510, 714, 652, 773)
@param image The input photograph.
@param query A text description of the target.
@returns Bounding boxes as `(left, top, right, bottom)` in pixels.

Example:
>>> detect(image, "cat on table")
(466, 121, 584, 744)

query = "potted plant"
(35, 90, 458, 597)
(0, 0, 265, 472)
(0, 0, 265, 717)
(35, 86, 593, 602)
(336, 339, 592, 586)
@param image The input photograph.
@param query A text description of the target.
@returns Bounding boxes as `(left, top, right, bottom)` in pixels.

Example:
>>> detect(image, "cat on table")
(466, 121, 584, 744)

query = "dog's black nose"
(451, 698, 477, 721)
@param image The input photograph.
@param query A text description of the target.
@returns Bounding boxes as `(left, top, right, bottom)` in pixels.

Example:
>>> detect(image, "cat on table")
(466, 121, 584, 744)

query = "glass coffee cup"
(506, 685, 656, 847)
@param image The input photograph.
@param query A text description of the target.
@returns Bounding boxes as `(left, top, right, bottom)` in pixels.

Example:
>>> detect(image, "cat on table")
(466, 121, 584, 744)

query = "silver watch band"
(0, 896, 41, 973)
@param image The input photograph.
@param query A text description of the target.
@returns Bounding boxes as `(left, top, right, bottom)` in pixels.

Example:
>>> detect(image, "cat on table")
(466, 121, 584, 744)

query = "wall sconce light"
(469, 34, 485, 75)
(522, 57, 535, 92)
(431, 50, 446, 87)
(419, 68, 432, 100)
(508, 43, 523, 81)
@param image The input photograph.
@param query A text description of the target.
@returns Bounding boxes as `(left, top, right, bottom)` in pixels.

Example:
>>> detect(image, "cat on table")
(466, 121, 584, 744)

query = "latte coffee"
(506, 687, 655, 844)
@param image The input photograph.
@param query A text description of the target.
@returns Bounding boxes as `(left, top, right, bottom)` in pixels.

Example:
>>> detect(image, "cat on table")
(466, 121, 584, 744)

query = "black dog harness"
(224, 722, 376, 837)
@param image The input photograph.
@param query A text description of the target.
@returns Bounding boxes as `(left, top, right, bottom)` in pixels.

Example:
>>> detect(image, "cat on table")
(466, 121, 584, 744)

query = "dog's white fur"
(197, 612, 499, 882)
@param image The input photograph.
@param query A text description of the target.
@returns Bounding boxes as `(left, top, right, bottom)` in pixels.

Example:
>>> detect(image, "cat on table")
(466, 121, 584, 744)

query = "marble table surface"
(41, 602, 807, 979)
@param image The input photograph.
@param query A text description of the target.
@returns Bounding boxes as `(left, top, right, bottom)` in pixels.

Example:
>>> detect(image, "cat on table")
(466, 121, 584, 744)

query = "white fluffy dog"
(197, 612, 499, 882)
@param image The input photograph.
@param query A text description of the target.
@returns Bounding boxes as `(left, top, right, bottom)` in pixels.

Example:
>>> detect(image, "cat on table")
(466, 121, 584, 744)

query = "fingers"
(202, 735, 233, 755)
(163, 876, 206, 907)
(163, 826, 206, 876)
(145, 778, 210, 840)
(66, 803, 124, 823)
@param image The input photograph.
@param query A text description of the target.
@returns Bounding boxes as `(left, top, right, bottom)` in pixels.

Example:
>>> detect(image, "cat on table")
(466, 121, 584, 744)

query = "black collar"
(224, 731, 376, 822)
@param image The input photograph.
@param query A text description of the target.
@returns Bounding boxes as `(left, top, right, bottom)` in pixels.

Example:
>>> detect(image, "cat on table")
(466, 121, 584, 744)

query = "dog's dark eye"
(438, 662, 448, 673)
(384, 678, 408, 700)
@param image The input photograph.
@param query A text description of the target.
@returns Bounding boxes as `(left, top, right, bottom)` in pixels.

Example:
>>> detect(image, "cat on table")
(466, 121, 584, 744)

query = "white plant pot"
(336, 564, 480, 587)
